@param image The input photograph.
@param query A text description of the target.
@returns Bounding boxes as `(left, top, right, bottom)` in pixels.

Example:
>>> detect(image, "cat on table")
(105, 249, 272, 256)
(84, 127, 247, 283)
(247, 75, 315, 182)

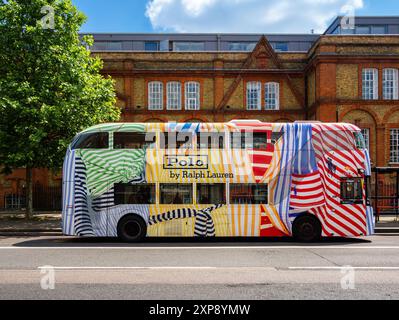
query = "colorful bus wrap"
(62, 121, 374, 242)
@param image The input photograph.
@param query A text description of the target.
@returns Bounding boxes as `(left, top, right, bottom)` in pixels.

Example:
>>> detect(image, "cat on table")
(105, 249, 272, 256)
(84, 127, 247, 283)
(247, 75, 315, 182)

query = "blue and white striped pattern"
(364, 149, 375, 235)
(91, 205, 150, 237)
(167, 123, 200, 133)
(292, 124, 318, 175)
(73, 157, 95, 236)
(91, 188, 115, 213)
(272, 124, 296, 234)
(62, 148, 76, 235)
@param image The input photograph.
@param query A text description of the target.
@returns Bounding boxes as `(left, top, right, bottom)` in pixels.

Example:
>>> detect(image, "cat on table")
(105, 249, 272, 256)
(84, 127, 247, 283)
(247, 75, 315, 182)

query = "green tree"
(0, 0, 120, 218)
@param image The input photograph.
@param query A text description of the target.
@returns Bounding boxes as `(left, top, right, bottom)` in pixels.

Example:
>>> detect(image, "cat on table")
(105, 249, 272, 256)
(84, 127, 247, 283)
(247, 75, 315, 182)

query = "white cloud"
(145, 0, 364, 33)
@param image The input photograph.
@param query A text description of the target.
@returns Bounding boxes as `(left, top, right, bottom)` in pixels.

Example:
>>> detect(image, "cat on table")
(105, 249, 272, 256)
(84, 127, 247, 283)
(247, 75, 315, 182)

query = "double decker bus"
(62, 120, 374, 242)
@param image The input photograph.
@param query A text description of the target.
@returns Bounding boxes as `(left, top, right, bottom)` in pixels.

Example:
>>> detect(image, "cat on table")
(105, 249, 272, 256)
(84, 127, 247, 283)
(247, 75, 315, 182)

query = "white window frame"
(148, 81, 163, 110)
(265, 82, 280, 110)
(362, 68, 379, 100)
(185, 82, 200, 110)
(246, 82, 261, 110)
(361, 128, 370, 151)
(383, 68, 399, 100)
(390, 129, 399, 164)
(166, 81, 182, 110)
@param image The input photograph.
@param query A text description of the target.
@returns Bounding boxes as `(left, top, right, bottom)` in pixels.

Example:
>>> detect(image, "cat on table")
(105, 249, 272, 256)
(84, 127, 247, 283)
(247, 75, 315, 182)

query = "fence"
(2, 169, 399, 216)
(3, 183, 62, 211)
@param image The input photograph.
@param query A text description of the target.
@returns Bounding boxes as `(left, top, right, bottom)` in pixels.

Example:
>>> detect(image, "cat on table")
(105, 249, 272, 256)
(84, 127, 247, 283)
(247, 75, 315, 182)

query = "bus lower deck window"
(340, 178, 363, 204)
(230, 184, 268, 204)
(160, 183, 193, 204)
(114, 183, 156, 205)
(197, 184, 226, 204)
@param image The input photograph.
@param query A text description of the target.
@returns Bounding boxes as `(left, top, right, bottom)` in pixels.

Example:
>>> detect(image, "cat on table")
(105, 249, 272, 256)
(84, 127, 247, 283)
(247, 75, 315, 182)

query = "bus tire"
(117, 215, 147, 243)
(292, 215, 322, 242)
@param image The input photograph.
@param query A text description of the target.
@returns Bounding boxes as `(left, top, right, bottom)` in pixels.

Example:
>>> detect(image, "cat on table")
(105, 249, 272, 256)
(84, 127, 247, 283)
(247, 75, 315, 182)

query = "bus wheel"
(117, 215, 147, 243)
(292, 215, 322, 242)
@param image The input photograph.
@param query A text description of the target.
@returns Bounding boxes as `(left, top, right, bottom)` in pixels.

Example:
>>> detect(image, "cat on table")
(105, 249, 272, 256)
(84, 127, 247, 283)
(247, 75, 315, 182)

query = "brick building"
(1, 16, 399, 210)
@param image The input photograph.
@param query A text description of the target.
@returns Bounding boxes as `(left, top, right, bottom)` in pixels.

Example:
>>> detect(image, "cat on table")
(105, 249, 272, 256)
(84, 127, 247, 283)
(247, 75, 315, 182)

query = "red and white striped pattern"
(290, 172, 324, 208)
(233, 121, 274, 183)
(311, 124, 367, 237)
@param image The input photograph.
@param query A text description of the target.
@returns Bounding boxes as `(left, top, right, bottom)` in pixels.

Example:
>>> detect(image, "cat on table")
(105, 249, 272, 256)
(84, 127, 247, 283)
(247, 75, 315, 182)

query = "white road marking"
(289, 266, 399, 270)
(0, 246, 399, 250)
(37, 266, 219, 270)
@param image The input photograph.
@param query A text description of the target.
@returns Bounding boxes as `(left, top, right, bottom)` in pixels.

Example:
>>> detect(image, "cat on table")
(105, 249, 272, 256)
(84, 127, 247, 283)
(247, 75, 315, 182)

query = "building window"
(167, 82, 182, 110)
(160, 184, 193, 204)
(228, 42, 257, 51)
(144, 41, 160, 51)
(185, 82, 200, 110)
(371, 25, 387, 34)
(148, 81, 163, 110)
(362, 68, 379, 100)
(355, 26, 370, 34)
(361, 129, 370, 151)
(383, 68, 399, 100)
(173, 42, 205, 51)
(390, 129, 399, 163)
(92, 41, 123, 51)
(265, 82, 280, 110)
(246, 82, 261, 110)
(271, 42, 288, 52)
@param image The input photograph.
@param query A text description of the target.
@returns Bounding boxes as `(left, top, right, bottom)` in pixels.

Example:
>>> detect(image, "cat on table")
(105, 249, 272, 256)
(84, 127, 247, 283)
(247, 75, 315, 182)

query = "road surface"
(0, 235, 398, 299)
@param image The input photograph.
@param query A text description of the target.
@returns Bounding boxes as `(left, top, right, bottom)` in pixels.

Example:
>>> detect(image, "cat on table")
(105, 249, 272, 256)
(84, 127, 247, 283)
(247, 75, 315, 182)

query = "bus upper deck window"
(197, 133, 225, 149)
(71, 132, 109, 149)
(231, 132, 268, 149)
(114, 132, 156, 149)
(353, 131, 366, 150)
(162, 133, 193, 149)
(340, 178, 363, 204)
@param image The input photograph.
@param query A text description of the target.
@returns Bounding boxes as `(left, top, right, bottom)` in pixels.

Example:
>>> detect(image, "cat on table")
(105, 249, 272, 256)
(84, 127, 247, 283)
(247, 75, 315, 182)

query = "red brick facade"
(1, 34, 399, 208)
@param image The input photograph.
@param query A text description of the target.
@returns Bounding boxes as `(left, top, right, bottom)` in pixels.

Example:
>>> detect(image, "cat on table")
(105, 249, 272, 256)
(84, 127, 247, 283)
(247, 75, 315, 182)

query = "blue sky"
(72, 0, 399, 33)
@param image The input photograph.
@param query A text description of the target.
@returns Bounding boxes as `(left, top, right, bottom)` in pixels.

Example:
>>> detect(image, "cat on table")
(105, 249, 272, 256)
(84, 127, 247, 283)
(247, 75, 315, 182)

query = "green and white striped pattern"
(81, 123, 146, 134)
(77, 149, 146, 197)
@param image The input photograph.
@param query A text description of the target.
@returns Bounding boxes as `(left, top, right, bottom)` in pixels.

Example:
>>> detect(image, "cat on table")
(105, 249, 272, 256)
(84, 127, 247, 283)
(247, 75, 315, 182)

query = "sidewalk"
(0, 211, 398, 235)
(0, 212, 61, 234)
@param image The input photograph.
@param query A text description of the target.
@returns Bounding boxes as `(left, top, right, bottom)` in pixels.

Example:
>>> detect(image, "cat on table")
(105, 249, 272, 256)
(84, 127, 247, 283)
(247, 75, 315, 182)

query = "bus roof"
(80, 121, 360, 134)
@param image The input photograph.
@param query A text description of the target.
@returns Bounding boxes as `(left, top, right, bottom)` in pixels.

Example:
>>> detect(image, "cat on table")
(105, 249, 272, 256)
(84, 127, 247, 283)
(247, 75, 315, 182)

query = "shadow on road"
(12, 236, 371, 248)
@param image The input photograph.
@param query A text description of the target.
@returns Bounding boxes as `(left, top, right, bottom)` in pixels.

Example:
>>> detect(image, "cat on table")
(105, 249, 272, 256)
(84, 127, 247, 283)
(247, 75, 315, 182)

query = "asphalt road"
(0, 235, 399, 300)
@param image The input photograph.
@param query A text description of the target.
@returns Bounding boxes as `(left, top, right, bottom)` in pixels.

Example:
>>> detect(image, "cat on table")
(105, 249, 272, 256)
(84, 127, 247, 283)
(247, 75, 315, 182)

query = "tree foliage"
(0, 0, 120, 173)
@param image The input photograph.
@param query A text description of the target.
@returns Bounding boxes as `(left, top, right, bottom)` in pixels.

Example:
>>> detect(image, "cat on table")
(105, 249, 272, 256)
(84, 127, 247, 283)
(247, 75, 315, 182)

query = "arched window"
(246, 82, 261, 110)
(167, 82, 182, 110)
(185, 82, 200, 110)
(265, 82, 279, 110)
(148, 81, 163, 110)
(383, 68, 399, 100)
(362, 68, 378, 100)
